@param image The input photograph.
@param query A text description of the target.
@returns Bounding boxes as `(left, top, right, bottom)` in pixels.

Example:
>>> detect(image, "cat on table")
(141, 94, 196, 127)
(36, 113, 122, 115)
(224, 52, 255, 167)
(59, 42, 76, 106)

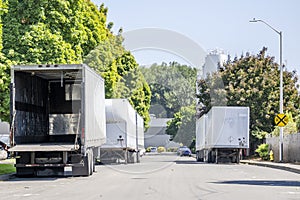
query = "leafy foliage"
(0, 55, 13, 121)
(197, 48, 300, 145)
(2, 0, 108, 64)
(0, 0, 10, 121)
(141, 62, 197, 142)
(166, 105, 196, 146)
(0, 1, 151, 126)
(255, 143, 269, 160)
(141, 62, 197, 118)
(157, 146, 166, 153)
(1, 0, 109, 121)
(84, 35, 151, 128)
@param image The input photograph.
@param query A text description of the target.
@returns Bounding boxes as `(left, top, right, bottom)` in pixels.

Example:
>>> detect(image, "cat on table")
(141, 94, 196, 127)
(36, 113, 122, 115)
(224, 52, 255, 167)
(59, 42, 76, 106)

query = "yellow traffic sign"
(274, 113, 288, 127)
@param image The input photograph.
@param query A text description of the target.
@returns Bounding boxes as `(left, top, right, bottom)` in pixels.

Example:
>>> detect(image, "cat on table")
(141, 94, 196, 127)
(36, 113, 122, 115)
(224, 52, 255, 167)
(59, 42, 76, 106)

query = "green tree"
(0, 1, 10, 121)
(2, 0, 108, 64)
(1, 0, 108, 121)
(166, 105, 196, 146)
(84, 35, 151, 128)
(0, 55, 11, 122)
(141, 62, 197, 118)
(141, 62, 197, 139)
(0, 1, 151, 127)
(197, 48, 300, 150)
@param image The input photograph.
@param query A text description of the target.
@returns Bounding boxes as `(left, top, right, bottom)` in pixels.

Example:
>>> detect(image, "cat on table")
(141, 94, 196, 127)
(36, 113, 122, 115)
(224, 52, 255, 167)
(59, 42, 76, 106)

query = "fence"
(266, 133, 300, 162)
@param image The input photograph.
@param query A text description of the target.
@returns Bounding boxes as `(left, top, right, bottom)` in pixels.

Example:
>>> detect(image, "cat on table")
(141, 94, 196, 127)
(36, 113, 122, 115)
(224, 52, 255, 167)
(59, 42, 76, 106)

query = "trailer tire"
(196, 151, 203, 162)
(207, 151, 212, 163)
(236, 150, 240, 164)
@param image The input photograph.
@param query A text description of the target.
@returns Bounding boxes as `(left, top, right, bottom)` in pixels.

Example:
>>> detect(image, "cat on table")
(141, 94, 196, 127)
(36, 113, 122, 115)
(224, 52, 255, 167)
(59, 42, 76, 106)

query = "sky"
(92, 0, 300, 73)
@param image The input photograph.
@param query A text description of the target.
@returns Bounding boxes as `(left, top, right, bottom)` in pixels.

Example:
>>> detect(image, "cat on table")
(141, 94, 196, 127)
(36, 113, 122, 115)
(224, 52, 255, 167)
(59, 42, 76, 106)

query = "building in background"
(144, 116, 172, 148)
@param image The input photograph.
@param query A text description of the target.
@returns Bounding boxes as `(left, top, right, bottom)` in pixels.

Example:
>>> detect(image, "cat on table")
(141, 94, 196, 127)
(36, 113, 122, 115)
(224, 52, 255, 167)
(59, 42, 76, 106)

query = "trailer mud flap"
(72, 150, 93, 176)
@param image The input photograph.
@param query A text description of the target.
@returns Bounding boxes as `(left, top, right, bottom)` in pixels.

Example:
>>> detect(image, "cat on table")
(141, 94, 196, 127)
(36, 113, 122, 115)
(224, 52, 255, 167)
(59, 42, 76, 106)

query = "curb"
(0, 173, 14, 181)
(240, 160, 300, 174)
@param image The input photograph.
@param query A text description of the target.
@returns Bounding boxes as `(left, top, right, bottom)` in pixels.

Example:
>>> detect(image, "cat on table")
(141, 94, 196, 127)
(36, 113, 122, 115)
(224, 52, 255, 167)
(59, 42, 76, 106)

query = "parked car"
(177, 146, 192, 157)
(0, 134, 10, 150)
(150, 147, 158, 153)
(0, 134, 10, 159)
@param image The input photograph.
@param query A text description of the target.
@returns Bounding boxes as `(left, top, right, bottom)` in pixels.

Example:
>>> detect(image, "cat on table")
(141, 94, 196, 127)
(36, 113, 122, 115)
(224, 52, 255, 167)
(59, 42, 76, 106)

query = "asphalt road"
(1, 153, 300, 200)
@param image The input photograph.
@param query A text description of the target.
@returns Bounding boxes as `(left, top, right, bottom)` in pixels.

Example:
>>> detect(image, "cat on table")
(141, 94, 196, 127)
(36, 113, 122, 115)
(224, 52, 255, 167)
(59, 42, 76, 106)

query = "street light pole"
(249, 18, 284, 162)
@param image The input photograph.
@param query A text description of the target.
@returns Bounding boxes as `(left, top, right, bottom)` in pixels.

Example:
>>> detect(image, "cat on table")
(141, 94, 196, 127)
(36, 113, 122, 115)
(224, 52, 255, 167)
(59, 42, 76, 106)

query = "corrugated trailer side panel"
(104, 99, 137, 149)
(125, 100, 137, 149)
(209, 107, 249, 148)
(206, 109, 214, 148)
(195, 115, 206, 151)
(83, 66, 106, 148)
(105, 122, 126, 146)
(137, 113, 144, 149)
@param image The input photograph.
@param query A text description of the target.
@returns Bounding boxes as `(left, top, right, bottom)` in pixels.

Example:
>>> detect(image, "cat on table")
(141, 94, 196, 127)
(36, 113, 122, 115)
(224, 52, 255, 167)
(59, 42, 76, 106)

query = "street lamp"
(249, 18, 284, 162)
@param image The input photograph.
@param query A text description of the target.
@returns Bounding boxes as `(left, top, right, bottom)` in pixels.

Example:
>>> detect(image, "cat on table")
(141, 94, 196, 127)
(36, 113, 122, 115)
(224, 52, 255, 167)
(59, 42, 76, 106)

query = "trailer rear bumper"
(15, 163, 83, 168)
(9, 143, 78, 152)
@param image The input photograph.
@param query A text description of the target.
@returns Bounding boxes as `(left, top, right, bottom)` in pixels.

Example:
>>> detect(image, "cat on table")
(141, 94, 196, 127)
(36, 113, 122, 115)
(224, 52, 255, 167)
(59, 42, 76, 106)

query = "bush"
(167, 147, 178, 152)
(157, 146, 166, 153)
(255, 143, 269, 160)
(146, 147, 152, 152)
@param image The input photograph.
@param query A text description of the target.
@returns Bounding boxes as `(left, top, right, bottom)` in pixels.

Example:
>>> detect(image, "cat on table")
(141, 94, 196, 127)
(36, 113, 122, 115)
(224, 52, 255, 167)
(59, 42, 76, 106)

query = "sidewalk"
(240, 159, 300, 174)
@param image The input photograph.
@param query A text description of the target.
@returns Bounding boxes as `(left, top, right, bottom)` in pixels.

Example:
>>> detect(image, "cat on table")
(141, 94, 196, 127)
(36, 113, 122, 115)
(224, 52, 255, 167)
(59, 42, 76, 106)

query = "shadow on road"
(4, 174, 72, 182)
(175, 160, 205, 165)
(213, 180, 300, 187)
(174, 160, 239, 165)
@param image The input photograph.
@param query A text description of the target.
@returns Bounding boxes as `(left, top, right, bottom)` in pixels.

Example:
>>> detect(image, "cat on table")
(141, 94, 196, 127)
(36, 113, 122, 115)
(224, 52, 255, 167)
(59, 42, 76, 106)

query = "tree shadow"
(175, 160, 205, 165)
(213, 180, 300, 187)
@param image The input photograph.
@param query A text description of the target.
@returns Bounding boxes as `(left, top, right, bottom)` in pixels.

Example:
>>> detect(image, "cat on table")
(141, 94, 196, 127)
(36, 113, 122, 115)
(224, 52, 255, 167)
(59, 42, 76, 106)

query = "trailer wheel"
(236, 150, 240, 164)
(196, 151, 203, 162)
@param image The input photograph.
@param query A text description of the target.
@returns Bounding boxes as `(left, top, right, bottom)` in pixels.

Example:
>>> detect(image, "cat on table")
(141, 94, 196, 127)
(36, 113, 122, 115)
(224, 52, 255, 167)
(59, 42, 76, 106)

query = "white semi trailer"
(196, 106, 249, 163)
(9, 64, 106, 176)
(100, 99, 144, 164)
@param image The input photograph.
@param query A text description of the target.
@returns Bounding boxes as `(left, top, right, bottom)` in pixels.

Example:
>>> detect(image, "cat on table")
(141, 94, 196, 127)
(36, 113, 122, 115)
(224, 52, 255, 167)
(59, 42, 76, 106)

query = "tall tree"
(197, 48, 300, 149)
(0, 1, 151, 127)
(2, 0, 108, 64)
(84, 35, 151, 128)
(0, 1, 11, 121)
(166, 105, 196, 146)
(141, 62, 197, 118)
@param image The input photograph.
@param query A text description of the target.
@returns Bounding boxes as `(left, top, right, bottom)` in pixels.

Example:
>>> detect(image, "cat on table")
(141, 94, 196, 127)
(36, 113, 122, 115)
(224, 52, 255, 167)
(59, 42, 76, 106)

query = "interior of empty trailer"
(9, 65, 105, 177)
(11, 66, 82, 147)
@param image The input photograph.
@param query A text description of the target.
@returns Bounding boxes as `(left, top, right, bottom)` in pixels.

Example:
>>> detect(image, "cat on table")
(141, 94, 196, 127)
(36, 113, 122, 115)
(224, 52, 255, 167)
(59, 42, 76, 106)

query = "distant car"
(150, 147, 158, 153)
(0, 134, 10, 149)
(0, 134, 10, 160)
(177, 146, 192, 157)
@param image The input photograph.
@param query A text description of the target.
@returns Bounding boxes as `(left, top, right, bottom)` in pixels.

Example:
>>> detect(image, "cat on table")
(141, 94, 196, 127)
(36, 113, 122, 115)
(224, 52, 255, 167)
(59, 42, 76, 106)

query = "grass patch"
(0, 163, 16, 175)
